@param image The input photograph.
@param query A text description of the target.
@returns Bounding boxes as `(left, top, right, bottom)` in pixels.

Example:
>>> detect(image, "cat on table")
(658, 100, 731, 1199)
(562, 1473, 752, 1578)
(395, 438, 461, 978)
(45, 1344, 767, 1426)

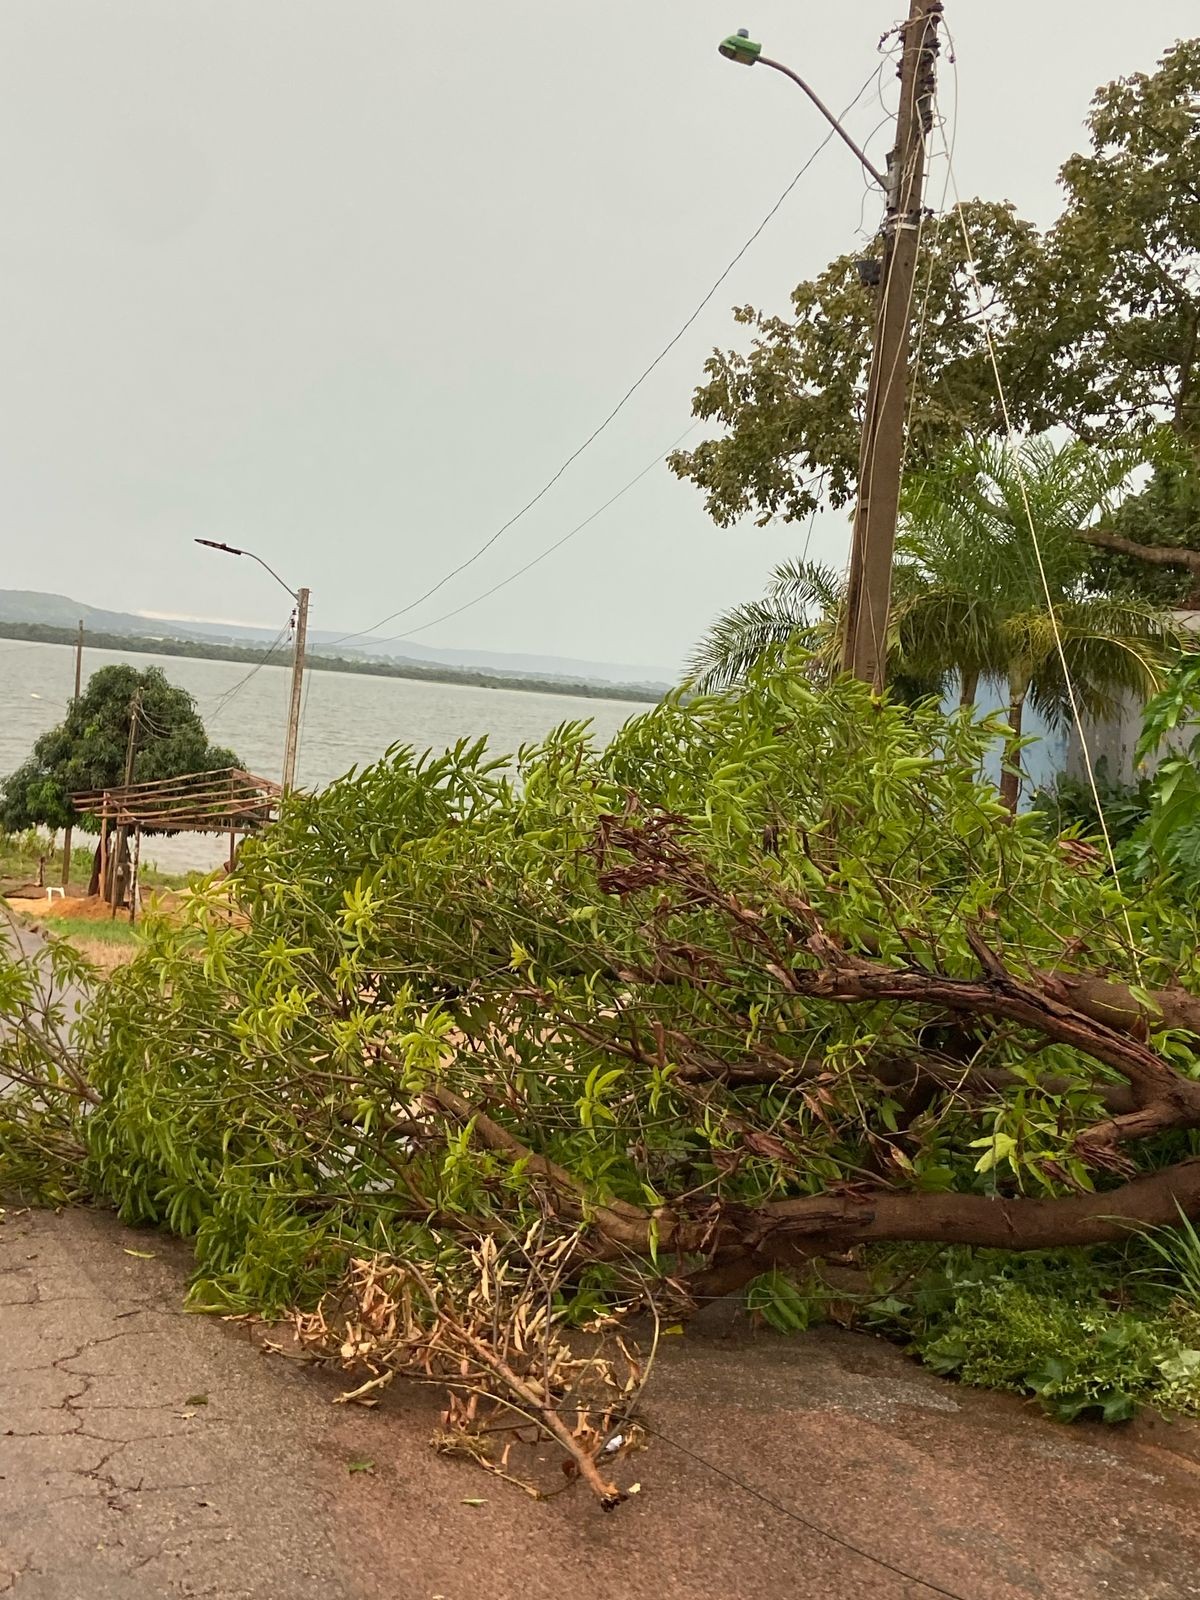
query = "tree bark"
(999, 691, 1024, 813)
(1078, 526, 1200, 574)
(740, 1157, 1200, 1256)
(959, 670, 979, 709)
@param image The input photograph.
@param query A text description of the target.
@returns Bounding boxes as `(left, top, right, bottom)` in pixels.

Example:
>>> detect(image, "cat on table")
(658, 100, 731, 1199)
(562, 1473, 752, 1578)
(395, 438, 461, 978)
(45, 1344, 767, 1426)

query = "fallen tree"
(7, 662, 1200, 1497)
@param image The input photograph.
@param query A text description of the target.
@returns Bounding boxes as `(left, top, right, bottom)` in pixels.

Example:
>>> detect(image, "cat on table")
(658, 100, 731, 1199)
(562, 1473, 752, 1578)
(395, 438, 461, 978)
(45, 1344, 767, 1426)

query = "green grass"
(41, 917, 140, 947)
(0, 829, 188, 891)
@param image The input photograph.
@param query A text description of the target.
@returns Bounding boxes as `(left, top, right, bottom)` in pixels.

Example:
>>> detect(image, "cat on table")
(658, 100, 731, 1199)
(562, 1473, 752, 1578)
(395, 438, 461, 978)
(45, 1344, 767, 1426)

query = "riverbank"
(0, 621, 668, 704)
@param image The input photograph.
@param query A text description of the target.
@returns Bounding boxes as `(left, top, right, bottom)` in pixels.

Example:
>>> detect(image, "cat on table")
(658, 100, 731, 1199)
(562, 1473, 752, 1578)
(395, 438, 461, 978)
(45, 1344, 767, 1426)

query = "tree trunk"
(999, 692, 1024, 813)
(959, 670, 979, 709)
(88, 840, 102, 898)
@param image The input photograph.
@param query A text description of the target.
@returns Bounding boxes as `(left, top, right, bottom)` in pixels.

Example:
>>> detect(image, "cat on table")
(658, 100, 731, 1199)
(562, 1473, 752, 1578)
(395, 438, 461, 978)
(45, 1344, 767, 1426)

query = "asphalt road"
(4, 1206, 1200, 1600)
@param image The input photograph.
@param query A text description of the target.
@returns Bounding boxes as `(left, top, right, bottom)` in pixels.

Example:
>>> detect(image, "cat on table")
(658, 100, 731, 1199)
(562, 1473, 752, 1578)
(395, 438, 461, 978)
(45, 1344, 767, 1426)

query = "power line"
(324, 61, 886, 654)
(931, 30, 1139, 970)
(639, 1418, 970, 1600)
(206, 620, 294, 719)
(364, 422, 700, 648)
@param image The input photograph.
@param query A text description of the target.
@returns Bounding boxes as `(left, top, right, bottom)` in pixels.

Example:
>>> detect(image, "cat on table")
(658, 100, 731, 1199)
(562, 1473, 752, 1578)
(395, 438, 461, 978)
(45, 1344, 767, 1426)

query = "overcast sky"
(0, 3, 1195, 676)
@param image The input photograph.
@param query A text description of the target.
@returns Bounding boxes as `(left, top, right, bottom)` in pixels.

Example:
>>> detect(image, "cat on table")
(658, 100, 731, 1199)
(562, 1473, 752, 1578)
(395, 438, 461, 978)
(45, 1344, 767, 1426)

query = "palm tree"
(689, 436, 1177, 810)
(687, 556, 946, 705)
(686, 559, 844, 693)
(895, 437, 1177, 809)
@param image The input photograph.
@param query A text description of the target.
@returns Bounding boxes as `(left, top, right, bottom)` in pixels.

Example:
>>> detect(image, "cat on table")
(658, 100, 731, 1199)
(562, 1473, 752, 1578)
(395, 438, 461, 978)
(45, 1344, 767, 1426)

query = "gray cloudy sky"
(1, 2, 1195, 676)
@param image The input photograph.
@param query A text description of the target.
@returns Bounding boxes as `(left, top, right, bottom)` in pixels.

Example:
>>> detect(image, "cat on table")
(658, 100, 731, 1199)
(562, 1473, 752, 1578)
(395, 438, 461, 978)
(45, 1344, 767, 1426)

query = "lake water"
(0, 639, 651, 873)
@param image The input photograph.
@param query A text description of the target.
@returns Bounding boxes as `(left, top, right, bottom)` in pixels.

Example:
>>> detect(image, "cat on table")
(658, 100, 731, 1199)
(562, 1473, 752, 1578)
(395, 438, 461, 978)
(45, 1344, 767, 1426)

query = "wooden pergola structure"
(72, 767, 282, 916)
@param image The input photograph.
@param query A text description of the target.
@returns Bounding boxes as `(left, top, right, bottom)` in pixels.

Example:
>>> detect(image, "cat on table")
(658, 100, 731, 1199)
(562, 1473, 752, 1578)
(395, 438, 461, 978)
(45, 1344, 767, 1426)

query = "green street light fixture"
(718, 28, 761, 65)
(717, 28, 886, 190)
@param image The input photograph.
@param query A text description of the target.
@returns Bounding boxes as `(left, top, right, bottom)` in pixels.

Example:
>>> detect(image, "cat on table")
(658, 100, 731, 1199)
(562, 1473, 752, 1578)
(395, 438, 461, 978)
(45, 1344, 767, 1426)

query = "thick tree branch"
(739, 1158, 1200, 1254)
(1078, 526, 1200, 573)
(1039, 972, 1200, 1041)
(787, 948, 1195, 1106)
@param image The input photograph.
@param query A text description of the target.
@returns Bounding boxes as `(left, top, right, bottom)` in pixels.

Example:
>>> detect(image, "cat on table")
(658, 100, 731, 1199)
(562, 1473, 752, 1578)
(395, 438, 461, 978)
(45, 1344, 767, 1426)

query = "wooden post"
(129, 825, 142, 926)
(840, 0, 942, 690)
(61, 620, 84, 888)
(110, 689, 142, 915)
(228, 772, 236, 871)
(281, 587, 309, 794)
(99, 799, 109, 902)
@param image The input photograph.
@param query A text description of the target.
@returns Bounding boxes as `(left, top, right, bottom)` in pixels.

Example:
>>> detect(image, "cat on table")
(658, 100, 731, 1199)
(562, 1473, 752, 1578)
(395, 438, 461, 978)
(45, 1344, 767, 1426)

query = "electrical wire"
(638, 1418, 970, 1600)
(932, 33, 1139, 965)
(324, 60, 887, 654)
(365, 422, 701, 648)
(206, 620, 294, 720)
(901, 37, 959, 469)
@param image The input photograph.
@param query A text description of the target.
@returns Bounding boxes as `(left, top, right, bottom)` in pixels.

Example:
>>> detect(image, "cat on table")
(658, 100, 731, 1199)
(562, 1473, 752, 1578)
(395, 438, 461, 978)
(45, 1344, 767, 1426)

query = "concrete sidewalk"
(4, 1206, 1200, 1600)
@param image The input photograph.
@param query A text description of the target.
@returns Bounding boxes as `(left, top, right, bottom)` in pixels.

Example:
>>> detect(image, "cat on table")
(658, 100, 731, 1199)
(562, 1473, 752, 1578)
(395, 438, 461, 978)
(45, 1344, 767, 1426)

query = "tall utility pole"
(840, 0, 943, 690)
(281, 587, 309, 794)
(60, 620, 84, 887)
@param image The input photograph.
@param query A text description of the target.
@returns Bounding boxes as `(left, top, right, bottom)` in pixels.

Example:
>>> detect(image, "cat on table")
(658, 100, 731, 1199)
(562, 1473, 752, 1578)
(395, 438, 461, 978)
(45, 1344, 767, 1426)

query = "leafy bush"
(1030, 768, 1149, 849)
(870, 1248, 1200, 1421)
(64, 664, 1200, 1297)
(8, 661, 1200, 1452)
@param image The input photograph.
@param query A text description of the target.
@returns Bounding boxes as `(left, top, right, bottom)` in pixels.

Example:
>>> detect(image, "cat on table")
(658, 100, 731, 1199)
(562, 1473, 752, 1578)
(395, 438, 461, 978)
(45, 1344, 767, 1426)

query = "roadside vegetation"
(0, 828, 186, 893)
(2, 37, 1200, 1507)
(5, 655, 1200, 1495)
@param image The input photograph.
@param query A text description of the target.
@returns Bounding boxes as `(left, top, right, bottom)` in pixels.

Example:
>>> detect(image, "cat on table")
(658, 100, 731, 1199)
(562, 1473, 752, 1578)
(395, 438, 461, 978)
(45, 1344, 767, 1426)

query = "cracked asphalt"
(6, 1206, 1200, 1600)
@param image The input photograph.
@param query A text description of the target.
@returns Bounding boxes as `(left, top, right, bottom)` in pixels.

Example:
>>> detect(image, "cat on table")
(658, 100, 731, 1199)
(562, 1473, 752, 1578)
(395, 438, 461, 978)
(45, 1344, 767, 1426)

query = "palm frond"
(687, 561, 843, 693)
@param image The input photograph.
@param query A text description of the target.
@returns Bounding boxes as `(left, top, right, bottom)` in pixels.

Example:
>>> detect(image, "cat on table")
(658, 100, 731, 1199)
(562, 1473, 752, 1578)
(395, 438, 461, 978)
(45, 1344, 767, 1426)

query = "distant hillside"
(0, 591, 672, 692)
(0, 619, 664, 705)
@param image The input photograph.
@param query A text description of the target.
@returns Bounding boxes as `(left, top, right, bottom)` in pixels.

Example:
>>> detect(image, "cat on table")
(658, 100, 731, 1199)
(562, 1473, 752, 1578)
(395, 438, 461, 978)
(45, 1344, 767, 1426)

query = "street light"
(194, 539, 310, 795)
(716, 29, 887, 191)
(716, 6, 943, 691)
(718, 28, 761, 65)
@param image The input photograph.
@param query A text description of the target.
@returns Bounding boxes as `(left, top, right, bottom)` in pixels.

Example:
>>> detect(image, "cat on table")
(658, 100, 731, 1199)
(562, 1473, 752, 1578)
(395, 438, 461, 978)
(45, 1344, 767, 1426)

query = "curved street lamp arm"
(194, 539, 299, 602)
(759, 56, 888, 191)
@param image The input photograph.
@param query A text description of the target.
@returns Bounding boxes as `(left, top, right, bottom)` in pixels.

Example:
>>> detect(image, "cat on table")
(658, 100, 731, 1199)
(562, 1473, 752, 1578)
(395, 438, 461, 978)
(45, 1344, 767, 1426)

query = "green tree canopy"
(0, 664, 240, 834)
(670, 40, 1200, 588)
(1050, 38, 1200, 446)
(668, 198, 1055, 527)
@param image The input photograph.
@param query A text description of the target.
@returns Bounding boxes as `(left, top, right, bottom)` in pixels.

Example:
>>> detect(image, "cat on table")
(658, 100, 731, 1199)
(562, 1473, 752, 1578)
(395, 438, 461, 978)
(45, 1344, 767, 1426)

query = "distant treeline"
(0, 621, 665, 704)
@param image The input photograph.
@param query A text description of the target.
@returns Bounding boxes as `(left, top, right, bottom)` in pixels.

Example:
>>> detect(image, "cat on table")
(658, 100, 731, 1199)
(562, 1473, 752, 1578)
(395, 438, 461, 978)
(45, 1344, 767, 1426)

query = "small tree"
(689, 439, 1176, 809)
(898, 438, 1176, 808)
(0, 664, 240, 862)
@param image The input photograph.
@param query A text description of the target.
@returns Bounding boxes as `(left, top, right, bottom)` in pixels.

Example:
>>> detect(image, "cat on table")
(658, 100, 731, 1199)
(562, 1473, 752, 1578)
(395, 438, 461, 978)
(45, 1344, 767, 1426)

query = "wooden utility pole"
(60, 620, 84, 887)
(280, 587, 309, 794)
(840, 0, 943, 690)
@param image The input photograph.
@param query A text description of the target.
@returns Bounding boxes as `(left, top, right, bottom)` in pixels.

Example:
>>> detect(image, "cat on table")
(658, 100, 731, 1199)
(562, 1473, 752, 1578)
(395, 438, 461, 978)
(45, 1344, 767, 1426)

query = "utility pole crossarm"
(840, 0, 943, 692)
